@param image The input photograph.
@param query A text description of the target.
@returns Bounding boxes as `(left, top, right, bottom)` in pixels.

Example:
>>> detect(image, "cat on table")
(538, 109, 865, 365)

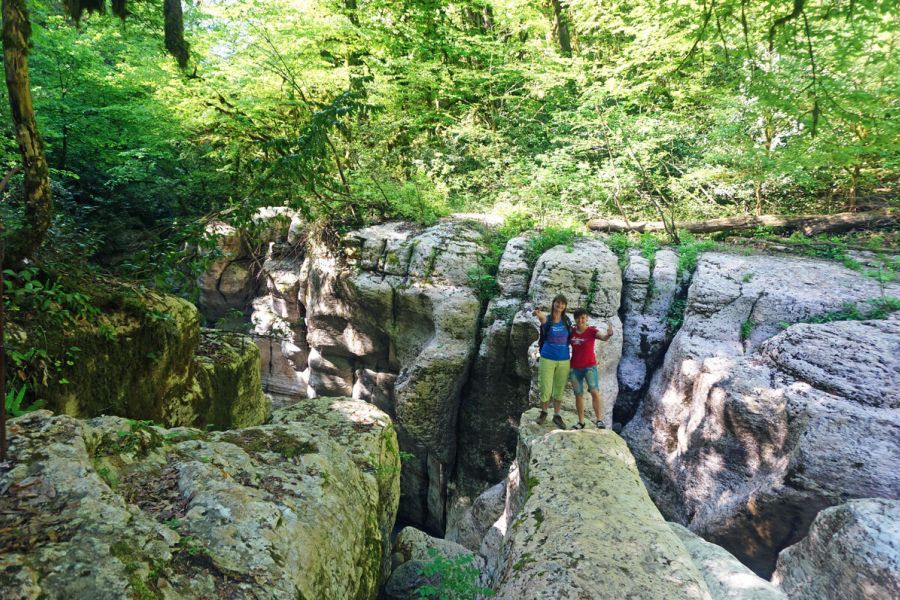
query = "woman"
(532, 294, 572, 429)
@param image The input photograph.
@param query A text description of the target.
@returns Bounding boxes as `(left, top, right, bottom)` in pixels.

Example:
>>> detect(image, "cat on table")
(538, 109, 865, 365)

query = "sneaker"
(595, 419, 606, 430)
(552, 414, 566, 429)
(571, 421, 586, 430)
(536, 411, 548, 425)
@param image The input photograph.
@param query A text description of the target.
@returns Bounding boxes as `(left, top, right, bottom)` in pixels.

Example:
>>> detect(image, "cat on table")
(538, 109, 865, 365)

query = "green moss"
(109, 541, 162, 600)
(221, 427, 318, 458)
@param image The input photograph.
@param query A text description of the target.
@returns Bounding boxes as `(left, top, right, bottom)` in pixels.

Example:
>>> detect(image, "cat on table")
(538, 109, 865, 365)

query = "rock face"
(617, 248, 680, 425)
(489, 408, 713, 600)
(445, 481, 506, 553)
(670, 523, 787, 600)
(773, 498, 900, 600)
(0, 398, 400, 600)
(623, 252, 900, 575)
(454, 234, 536, 496)
(525, 239, 623, 426)
(303, 220, 486, 532)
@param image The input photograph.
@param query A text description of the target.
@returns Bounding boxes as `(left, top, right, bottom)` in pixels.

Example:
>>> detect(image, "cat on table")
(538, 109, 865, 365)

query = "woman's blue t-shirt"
(540, 319, 570, 360)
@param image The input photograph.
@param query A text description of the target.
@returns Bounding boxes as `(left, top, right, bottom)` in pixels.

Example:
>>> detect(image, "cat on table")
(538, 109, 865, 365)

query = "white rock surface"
(773, 498, 900, 600)
(623, 252, 900, 575)
(670, 523, 787, 600)
(489, 408, 713, 600)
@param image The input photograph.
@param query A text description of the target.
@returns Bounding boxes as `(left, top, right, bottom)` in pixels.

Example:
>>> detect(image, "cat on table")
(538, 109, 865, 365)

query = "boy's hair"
(573, 309, 588, 319)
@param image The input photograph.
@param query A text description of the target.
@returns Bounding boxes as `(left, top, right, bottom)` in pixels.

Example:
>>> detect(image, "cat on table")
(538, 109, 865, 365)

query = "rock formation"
(488, 408, 713, 599)
(773, 498, 900, 600)
(623, 252, 900, 575)
(616, 247, 680, 425)
(0, 398, 400, 600)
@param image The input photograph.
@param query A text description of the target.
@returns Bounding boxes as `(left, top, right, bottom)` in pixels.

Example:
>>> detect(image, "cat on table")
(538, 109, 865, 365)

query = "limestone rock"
(773, 499, 900, 600)
(0, 399, 400, 600)
(623, 252, 900, 575)
(670, 523, 787, 600)
(455, 235, 535, 498)
(616, 248, 680, 425)
(446, 482, 506, 552)
(490, 408, 713, 600)
(197, 221, 259, 322)
(302, 220, 486, 531)
(176, 329, 268, 429)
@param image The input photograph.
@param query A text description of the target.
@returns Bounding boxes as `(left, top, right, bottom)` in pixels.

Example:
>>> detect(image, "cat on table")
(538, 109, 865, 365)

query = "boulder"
(670, 523, 786, 600)
(176, 329, 268, 429)
(616, 248, 680, 425)
(490, 408, 713, 600)
(302, 220, 486, 532)
(0, 398, 400, 600)
(17, 283, 267, 430)
(773, 498, 900, 600)
(197, 220, 259, 322)
(623, 252, 900, 575)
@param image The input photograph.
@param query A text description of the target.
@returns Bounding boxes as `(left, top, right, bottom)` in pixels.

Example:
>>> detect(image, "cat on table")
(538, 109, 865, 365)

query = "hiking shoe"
(552, 414, 566, 429)
(571, 421, 586, 430)
(536, 411, 548, 425)
(595, 419, 607, 430)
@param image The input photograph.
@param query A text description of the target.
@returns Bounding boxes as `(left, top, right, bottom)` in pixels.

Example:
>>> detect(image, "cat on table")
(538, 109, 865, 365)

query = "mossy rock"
(31, 288, 200, 423)
(176, 330, 268, 429)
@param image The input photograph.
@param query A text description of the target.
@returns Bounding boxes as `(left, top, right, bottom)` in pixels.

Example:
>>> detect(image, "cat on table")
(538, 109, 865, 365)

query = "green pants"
(538, 357, 570, 404)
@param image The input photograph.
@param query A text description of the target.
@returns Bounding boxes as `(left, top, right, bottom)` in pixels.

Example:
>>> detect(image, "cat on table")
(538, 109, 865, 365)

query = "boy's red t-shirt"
(569, 326, 598, 369)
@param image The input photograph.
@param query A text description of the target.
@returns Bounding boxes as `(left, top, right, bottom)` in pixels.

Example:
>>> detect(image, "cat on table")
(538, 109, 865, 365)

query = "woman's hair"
(551, 294, 568, 313)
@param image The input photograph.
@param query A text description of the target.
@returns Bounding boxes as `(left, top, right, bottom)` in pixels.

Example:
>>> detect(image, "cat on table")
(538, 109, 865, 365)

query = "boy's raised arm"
(596, 321, 613, 341)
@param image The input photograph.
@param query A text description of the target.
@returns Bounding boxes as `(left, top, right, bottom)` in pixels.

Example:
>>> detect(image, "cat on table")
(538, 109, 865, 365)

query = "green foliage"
(3, 268, 99, 324)
(525, 227, 579, 271)
(740, 319, 755, 342)
(4, 384, 44, 418)
(416, 548, 493, 600)
(676, 232, 716, 276)
(639, 233, 662, 262)
(467, 213, 536, 302)
(666, 298, 687, 333)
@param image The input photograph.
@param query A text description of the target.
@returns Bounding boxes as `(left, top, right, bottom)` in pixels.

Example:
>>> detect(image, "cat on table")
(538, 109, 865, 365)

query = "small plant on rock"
(416, 548, 493, 600)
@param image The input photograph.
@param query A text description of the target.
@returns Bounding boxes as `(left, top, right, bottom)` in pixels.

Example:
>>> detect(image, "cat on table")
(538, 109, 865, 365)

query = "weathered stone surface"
(176, 329, 268, 428)
(197, 221, 259, 322)
(623, 252, 900, 575)
(250, 254, 311, 407)
(303, 220, 486, 532)
(616, 248, 680, 425)
(455, 235, 535, 500)
(670, 523, 786, 600)
(0, 399, 400, 600)
(446, 481, 506, 552)
(490, 408, 712, 600)
(773, 499, 900, 600)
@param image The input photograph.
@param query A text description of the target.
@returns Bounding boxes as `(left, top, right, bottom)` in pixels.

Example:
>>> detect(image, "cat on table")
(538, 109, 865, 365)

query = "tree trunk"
(2, 0, 52, 267)
(549, 0, 572, 56)
(587, 210, 897, 236)
(163, 0, 189, 68)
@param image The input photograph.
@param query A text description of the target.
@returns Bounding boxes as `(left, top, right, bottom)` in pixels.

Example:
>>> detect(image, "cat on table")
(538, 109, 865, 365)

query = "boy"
(568, 309, 613, 429)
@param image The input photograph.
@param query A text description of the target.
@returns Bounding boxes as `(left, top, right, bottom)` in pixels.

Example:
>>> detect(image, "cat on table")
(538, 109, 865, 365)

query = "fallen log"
(587, 209, 897, 236)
